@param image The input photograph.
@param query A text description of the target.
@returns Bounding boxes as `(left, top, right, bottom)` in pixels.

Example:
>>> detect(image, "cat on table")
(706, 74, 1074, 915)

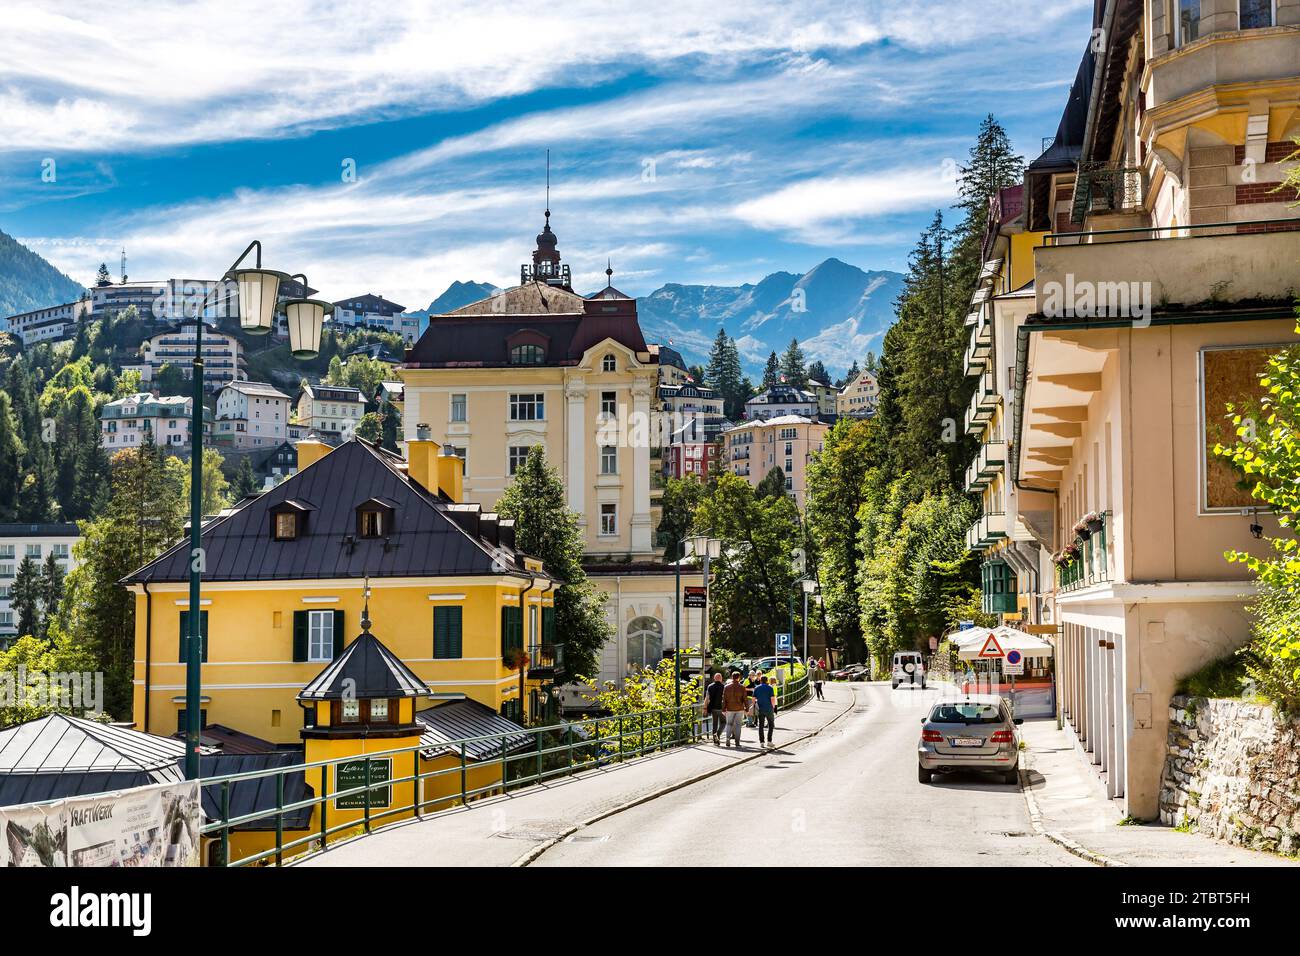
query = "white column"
(630, 380, 652, 554)
(565, 378, 587, 521)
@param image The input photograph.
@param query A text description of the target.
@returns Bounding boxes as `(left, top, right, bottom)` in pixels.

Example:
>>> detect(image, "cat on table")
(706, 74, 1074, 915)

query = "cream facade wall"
(398, 339, 657, 557)
(723, 416, 828, 509)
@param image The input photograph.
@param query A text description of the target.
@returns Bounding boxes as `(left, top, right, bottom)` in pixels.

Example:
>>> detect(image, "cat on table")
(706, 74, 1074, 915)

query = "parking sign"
(776, 632, 792, 652)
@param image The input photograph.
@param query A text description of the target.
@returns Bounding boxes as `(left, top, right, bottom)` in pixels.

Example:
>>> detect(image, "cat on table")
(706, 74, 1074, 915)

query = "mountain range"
(0, 229, 86, 319)
(416, 259, 903, 377)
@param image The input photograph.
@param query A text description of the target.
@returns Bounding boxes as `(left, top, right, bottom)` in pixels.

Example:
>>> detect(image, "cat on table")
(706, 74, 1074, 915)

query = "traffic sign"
(958, 620, 975, 631)
(1004, 648, 1024, 675)
(928, 636, 938, 651)
(776, 632, 792, 652)
(683, 585, 707, 609)
(1006, 649, 1022, 665)
(977, 634, 1005, 658)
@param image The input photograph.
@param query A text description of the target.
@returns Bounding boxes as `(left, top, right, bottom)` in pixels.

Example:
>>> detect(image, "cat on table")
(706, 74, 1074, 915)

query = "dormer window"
(511, 344, 545, 365)
(356, 499, 395, 538)
(602, 354, 616, 372)
(274, 512, 298, 540)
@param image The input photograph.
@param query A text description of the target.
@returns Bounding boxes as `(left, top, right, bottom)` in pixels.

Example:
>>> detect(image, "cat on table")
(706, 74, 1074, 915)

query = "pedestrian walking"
(754, 675, 777, 748)
(744, 669, 760, 727)
(722, 671, 747, 748)
(813, 662, 826, 700)
(704, 672, 726, 745)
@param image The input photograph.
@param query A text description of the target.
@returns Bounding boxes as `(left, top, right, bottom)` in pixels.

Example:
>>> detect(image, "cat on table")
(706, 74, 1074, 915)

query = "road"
(530, 682, 1085, 866)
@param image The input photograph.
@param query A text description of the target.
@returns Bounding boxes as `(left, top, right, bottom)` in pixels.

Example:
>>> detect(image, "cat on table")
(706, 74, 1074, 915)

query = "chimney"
(406, 423, 440, 495)
(295, 437, 331, 470)
(436, 448, 464, 503)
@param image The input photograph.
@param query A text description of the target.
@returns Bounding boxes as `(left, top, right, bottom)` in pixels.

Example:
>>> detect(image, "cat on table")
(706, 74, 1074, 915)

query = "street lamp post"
(801, 578, 818, 664)
(673, 533, 721, 714)
(182, 242, 330, 779)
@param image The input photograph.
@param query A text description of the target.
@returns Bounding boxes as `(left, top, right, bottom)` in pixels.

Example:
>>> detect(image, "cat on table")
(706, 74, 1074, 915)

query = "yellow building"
(125, 434, 559, 744)
(397, 215, 704, 686)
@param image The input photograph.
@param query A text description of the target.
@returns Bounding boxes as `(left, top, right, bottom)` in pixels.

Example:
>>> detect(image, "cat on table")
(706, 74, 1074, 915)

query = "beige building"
(100, 392, 210, 451)
(140, 319, 247, 392)
(997, 0, 1300, 819)
(397, 216, 702, 685)
(214, 381, 292, 449)
(836, 368, 878, 417)
(296, 383, 366, 444)
(723, 414, 827, 509)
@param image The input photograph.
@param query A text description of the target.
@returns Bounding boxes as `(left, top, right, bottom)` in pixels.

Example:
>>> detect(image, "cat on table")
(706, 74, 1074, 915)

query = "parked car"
(891, 651, 926, 689)
(752, 655, 801, 673)
(830, 663, 869, 681)
(916, 695, 1022, 784)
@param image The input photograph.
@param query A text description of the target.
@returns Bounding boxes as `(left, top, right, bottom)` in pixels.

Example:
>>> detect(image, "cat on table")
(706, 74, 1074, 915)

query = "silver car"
(917, 694, 1021, 785)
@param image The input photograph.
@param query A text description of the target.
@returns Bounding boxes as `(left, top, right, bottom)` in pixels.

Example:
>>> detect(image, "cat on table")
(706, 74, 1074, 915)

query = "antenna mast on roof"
(545, 148, 550, 224)
(120, 247, 127, 284)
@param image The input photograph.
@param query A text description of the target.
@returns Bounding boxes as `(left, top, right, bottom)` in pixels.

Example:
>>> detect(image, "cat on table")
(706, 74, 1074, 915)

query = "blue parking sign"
(776, 632, 792, 652)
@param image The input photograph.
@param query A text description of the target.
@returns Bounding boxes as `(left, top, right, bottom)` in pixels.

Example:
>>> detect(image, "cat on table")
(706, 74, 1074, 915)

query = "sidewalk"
(1019, 718, 1296, 867)
(298, 684, 857, 867)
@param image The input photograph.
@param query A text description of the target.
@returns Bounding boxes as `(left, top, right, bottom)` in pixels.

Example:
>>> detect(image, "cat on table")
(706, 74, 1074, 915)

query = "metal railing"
(1057, 511, 1111, 592)
(1044, 216, 1300, 247)
(1071, 163, 1145, 223)
(201, 671, 812, 867)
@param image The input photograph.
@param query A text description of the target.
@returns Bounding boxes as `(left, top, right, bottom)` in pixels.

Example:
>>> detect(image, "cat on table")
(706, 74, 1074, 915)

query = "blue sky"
(0, 1, 1094, 309)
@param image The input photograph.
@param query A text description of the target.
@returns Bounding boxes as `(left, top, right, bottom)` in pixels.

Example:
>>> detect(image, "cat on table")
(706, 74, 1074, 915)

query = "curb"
(510, 688, 861, 867)
(1018, 764, 1126, 868)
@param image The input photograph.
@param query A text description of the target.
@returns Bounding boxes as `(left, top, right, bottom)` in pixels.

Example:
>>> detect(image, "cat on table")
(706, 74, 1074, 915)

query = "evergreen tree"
(231, 455, 259, 499)
(779, 338, 807, 389)
(95, 262, 112, 287)
(806, 360, 830, 386)
(704, 328, 746, 420)
(495, 446, 612, 679)
(40, 553, 64, 639)
(762, 351, 781, 389)
(755, 465, 787, 500)
(11, 557, 42, 638)
(655, 475, 708, 561)
(379, 399, 402, 451)
(0, 392, 25, 521)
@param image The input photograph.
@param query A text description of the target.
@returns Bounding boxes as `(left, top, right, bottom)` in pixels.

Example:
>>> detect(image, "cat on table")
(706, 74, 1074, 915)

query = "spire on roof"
(605, 259, 614, 287)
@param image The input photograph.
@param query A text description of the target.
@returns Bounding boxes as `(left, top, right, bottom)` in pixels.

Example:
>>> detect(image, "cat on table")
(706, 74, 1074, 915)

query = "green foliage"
(693, 473, 803, 656)
(496, 446, 612, 679)
(0, 634, 98, 726)
(231, 455, 259, 500)
(354, 411, 383, 444)
(47, 437, 185, 717)
(325, 353, 390, 401)
(656, 475, 708, 560)
(779, 338, 807, 388)
(806, 360, 829, 386)
(704, 328, 748, 419)
(1175, 653, 1253, 700)
(0, 229, 86, 317)
(167, 446, 231, 517)
(1216, 333, 1300, 713)
(761, 351, 781, 389)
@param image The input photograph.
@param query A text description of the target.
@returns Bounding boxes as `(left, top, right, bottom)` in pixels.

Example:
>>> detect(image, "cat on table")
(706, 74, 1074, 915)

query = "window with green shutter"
(179, 610, 208, 662)
(500, 605, 523, 655)
(434, 606, 463, 659)
(542, 606, 556, 645)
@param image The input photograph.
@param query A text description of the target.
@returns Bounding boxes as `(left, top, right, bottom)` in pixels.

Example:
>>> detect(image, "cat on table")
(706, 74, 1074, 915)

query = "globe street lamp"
(801, 577, 819, 665)
(182, 242, 330, 779)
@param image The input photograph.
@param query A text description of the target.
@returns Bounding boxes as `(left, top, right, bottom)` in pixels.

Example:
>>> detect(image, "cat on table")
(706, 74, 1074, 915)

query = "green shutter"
(501, 606, 509, 656)
(501, 605, 523, 655)
(179, 610, 209, 662)
(332, 610, 345, 658)
(542, 606, 555, 645)
(293, 611, 308, 662)
(435, 607, 463, 659)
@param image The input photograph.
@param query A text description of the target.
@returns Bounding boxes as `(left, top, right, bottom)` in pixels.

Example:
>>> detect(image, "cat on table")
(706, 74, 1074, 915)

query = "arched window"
(602, 353, 617, 372)
(626, 616, 663, 671)
(511, 344, 545, 365)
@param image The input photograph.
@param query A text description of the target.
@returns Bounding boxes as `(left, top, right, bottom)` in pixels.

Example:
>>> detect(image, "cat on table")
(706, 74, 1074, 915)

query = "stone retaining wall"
(1160, 695, 1300, 855)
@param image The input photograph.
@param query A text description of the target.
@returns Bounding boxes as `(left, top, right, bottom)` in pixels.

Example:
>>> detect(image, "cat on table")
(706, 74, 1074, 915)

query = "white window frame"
(508, 445, 531, 476)
(602, 354, 616, 373)
(599, 503, 617, 536)
(600, 445, 618, 475)
(509, 393, 545, 421)
(308, 609, 334, 662)
(450, 393, 467, 422)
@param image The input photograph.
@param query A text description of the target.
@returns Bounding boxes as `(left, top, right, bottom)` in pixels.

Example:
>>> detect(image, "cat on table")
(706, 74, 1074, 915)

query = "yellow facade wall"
(131, 577, 553, 743)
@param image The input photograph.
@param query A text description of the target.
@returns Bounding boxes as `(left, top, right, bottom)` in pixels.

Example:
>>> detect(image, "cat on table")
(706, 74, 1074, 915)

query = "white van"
(891, 651, 926, 690)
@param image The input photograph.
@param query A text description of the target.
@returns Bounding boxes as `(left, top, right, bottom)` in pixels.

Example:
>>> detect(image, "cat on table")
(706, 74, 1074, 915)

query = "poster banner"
(0, 780, 200, 868)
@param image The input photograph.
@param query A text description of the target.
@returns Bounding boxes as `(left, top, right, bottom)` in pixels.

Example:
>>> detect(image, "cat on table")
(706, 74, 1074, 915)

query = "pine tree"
(705, 328, 746, 420)
(0, 392, 25, 521)
(12, 557, 42, 638)
(495, 446, 612, 680)
(231, 455, 258, 499)
(40, 553, 64, 640)
(95, 262, 112, 287)
(807, 360, 829, 386)
(780, 338, 807, 389)
(756, 465, 787, 500)
(762, 351, 781, 389)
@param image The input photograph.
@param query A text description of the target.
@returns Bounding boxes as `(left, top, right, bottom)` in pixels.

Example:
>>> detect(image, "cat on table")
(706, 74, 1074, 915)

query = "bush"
(1245, 584, 1300, 714)
(1175, 652, 1253, 701)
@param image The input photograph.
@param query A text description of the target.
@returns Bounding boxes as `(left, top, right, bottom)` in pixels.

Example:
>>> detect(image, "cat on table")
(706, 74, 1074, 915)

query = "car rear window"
(929, 703, 1003, 725)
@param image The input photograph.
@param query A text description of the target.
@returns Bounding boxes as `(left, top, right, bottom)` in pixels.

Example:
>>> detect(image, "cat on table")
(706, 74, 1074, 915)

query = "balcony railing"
(964, 438, 1006, 492)
(964, 379, 999, 435)
(1070, 163, 1145, 224)
(527, 643, 565, 680)
(1056, 511, 1111, 593)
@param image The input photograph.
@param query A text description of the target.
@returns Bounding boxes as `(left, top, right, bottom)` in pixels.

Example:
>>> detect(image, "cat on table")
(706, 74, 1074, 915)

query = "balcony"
(527, 644, 565, 681)
(964, 378, 999, 435)
(964, 439, 1006, 492)
(1070, 163, 1146, 225)
(965, 510, 1007, 551)
(1037, 220, 1300, 315)
(1056, 511, 1112, 593)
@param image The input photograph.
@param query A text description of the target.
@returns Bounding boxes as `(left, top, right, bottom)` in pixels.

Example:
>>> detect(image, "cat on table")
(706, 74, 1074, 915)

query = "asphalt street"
(531, 681, 1086, 866)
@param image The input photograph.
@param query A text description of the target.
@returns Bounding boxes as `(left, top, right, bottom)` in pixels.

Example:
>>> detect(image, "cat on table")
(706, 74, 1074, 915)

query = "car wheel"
(1003, 770, 1019, 786)
(917, 765, 932, 784)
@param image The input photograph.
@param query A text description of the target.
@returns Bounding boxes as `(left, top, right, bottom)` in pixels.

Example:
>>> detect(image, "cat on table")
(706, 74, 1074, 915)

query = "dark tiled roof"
(197, 752, 314, 830)
(298, 630, 430, 701)
(175, 724, 279, 755)
(124, 439, 535, 583)
(415, 699, 532, 761)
